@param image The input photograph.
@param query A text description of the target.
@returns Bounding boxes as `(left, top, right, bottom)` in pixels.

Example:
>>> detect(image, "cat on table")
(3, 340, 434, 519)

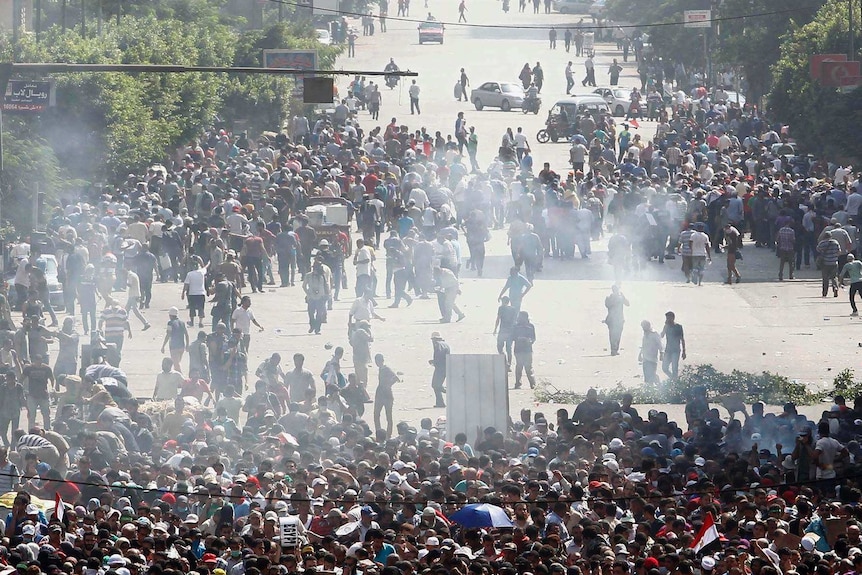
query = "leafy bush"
(534, 364, 826, 405)
(829, 368, 862, 401)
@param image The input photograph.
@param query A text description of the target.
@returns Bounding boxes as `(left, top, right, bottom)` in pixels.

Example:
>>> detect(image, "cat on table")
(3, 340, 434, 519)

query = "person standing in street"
(512, 311, 536, 389)
(839, 253, 862, 315)
(303, 260, 330, 334)
(458, 68, 470, 102)
(777, 220, 796, 281)
(433, 266, 465, 323)
(564, 28, 572, 52)
(513, 127, 530, 161)
(466, 127, 480, 172)
(723, 223, 742, 284)
(660, 311, 685, 380)
(373, 353, 399, 439)
(689, 222, 711, 286)
(99, 298, 131, 364)
(565, 61, 574, 95)
(161, 306, 190, 372)
(493, 296, 517, 370)
(231, 295, 264, 353)
(582, 55, 596, 87)
(498, 266, 532, 314)
(347, 28, 357, 57)
(124, 269, 151, 332)
(455, 112, 468, 155)
(603, 285, 629, 356)
(639, 320, 662, 385)
(609, 59, 622, 86)
(182, 256, 208, 328)
(429, 332, 449, 407)
(549, 27, 557, 49)
(409, 80, 421, 115)
(817, 230, 841, 298)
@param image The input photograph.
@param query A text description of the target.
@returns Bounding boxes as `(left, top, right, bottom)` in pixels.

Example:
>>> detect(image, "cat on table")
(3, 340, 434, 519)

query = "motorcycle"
(522, 96, 541, 114)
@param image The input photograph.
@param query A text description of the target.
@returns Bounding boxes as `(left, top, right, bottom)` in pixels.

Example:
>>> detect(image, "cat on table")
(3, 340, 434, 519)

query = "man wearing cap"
(160, 306, 189, 372)
(303, 260, 331, 335)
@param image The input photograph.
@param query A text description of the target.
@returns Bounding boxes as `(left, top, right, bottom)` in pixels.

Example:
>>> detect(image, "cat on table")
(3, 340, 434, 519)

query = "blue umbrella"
(449, 503, 513, 528)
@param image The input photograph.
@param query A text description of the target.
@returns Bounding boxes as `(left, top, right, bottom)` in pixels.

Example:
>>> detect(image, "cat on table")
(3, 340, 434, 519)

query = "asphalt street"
(78, 1, 858, 427)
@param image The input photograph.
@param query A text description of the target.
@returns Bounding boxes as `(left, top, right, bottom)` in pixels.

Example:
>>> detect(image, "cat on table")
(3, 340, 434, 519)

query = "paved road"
(55, 0, 856, 428)
(334, 0, 647, 170)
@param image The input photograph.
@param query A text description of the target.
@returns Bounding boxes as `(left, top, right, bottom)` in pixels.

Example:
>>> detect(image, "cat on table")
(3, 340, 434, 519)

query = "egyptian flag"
(54, 492, 65, 523)
(690, 512, 720, 554)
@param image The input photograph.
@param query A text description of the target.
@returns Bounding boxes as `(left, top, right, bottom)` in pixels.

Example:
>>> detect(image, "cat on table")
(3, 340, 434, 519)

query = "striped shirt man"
(817, 237, 841, 266)
(100, 306, 129, 337)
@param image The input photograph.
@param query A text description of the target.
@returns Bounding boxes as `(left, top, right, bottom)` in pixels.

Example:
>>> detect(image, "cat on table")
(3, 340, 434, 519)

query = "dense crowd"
(0, 27, 861, 575)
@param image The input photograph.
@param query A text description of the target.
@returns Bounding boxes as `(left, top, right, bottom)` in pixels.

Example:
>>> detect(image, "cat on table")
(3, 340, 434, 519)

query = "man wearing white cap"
(161, 306, 189, 372)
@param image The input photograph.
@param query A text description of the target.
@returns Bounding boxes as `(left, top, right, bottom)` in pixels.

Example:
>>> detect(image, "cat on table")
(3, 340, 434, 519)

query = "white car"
(470, 81, 525, 111)
(551, 0, 592, 13)
(316, 29, 332, 45)
(593, 87, 632, 117)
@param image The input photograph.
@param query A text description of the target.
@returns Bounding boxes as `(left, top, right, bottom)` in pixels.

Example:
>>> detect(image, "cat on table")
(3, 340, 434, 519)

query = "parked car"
(31, 254, 64, 309)
(470, 81, 525, 111)
(589, 0, 606, 18)
(316, 28, 332, 45)
(418, 21, 444, 44)
(551, 0, 592, 13)
(592, 87, 632, 117)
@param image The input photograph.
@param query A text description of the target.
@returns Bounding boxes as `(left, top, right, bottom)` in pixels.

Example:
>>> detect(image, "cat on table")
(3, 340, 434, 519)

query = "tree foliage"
(0, 1, 338, 186)
(604, 0, 824, 103)
(769, 0, 862, 160)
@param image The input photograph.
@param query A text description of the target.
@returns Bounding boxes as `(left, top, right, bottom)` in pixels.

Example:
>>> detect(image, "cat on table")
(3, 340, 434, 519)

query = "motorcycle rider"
(524, 82, 539, 113)
(384, 58, 400, 88)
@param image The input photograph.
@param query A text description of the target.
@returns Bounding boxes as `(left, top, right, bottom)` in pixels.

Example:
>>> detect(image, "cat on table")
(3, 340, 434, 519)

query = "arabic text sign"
(4, 80, 53, 113)
(262, 50, 318, 72)
(684, 10, 711, 28)
(262, 50, 319, 96)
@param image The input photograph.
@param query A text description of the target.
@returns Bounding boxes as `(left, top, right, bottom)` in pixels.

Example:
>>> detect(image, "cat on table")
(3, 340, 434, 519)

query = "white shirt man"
(690, 230, 711, 257)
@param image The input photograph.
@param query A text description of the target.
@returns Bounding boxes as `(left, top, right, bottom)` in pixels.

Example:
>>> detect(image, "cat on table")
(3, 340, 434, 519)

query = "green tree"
(769, 0, 862, 159)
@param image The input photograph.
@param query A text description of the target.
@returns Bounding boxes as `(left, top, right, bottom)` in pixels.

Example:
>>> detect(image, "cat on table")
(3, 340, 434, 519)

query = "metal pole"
(97, 0, 102, 34)
(81, 0, 86, 38)
(61, 0, 66, 31)
(279, 1, 284, 21)
(32, 182, 38, 231)
(11, 0, 19, 61)
(852, 0, 856, 60)
(35, 0, 41, 39)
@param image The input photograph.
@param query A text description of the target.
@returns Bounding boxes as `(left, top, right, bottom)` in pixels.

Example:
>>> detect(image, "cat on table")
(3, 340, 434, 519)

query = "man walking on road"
(458, 0, 467, 22)
(603, 285, 629, 356)
(429, 332, 449, 407)
(565, 61, 574, 95)
(512, 311, 536, 389)
(409, 80, 421, 115)
(840, 254, 862, 315)
(458, 68, 470, 101)
(549, 27, 557, 49)
(639, 320, 662, 384)
(660, 311, 685, 380)
(582, 55, 596, 87)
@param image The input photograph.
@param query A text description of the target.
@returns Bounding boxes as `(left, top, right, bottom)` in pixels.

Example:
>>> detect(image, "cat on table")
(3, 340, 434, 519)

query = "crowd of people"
(0, 16, 861, 575)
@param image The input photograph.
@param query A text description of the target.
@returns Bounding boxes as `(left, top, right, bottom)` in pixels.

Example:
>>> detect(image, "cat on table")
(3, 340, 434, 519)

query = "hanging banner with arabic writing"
(3, 80, 54, 113)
